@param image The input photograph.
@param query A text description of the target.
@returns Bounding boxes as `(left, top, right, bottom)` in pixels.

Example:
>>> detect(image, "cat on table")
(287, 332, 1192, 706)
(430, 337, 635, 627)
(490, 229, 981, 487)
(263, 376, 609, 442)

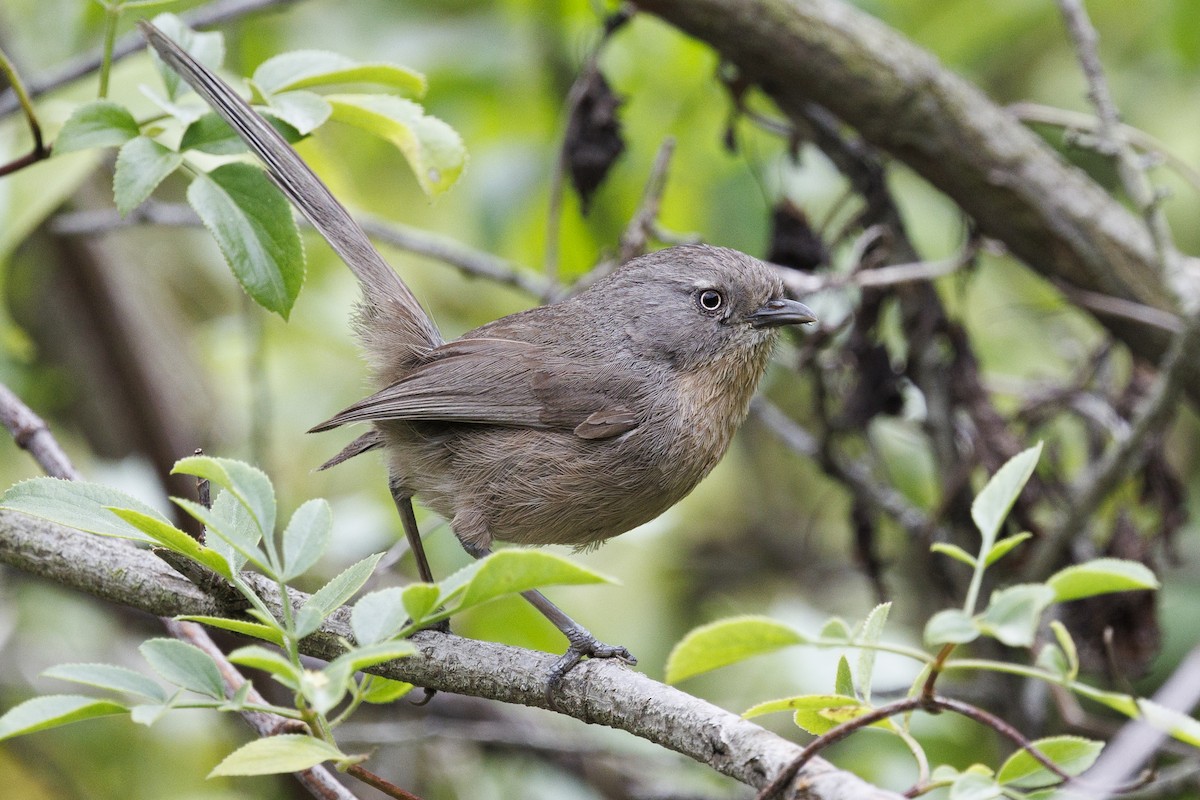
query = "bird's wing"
(309, 338, 640, 439)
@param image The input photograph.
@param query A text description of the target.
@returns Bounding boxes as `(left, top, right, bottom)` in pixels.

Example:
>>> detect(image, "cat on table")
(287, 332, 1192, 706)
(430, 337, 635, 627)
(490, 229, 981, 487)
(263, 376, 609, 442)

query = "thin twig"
(1055, 0, 1180, 291)
(49, 203, 552, 300)
(0, 45, 50, 177)
(0, 383, 81, 481)
(617, 136, 677, 263)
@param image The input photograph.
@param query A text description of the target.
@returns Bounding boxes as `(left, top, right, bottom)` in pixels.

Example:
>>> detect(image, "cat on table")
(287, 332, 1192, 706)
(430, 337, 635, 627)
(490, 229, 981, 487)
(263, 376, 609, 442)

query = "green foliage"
(40, 13, 466, 320)
(0, 454, 615, 778)
(668, 444, 1179, 795)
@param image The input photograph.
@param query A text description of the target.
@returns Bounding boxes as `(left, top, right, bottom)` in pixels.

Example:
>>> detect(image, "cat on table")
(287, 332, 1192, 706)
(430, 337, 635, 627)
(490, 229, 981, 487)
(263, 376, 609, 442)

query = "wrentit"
(142, 23, 816, 679)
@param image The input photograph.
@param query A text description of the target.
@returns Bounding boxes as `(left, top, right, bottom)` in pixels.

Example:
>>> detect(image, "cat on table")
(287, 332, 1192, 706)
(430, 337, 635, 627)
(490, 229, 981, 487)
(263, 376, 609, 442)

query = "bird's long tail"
(140, 21, 442, 361)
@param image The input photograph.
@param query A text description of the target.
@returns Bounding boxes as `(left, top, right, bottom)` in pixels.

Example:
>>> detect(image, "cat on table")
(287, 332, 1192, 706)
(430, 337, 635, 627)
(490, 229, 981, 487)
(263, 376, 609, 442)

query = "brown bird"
(142, 22, 816, 678)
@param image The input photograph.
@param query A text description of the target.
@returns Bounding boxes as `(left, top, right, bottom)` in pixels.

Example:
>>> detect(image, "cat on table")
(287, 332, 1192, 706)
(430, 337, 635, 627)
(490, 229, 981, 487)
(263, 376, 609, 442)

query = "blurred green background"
(0, 0, 1198, 797)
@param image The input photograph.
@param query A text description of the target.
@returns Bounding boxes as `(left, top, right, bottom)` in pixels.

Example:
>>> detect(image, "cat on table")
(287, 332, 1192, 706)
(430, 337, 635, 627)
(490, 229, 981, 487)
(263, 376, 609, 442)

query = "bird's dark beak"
(746, 298, 817, 329)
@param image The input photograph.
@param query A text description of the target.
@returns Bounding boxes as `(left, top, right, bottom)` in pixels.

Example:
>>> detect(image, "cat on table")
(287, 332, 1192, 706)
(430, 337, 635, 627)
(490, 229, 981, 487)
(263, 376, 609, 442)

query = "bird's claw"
(545, 632, 637, 702)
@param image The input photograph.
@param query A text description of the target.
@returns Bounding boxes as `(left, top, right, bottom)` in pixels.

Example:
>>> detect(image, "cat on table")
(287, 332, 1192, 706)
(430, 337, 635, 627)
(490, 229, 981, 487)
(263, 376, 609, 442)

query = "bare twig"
(617, 136, 678, 263)
(49, 203, 552, 301)
(0, 46, 50, 177)
(0, 383, 81, 481)
(1054, 0, 1180, 291)
(769, 242, 975, 297)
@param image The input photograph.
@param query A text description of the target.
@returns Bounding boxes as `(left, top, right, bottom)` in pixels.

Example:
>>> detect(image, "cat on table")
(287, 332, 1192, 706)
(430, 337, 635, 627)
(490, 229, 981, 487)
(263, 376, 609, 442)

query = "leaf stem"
(99, 3, 124, 99)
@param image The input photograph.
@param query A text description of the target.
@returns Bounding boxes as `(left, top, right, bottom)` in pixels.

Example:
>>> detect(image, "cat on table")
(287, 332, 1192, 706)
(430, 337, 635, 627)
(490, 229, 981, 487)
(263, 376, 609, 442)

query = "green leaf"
(264, 91, 331, 135)
(171, 456, 277, 548)
(139, 638, 226, 699)
(997, 735, 1103, 787)
(303, 663, 351, 714)
(227, 646, 301, 690)
(329, 640, 416, 673)
(819, 618, 851, 641)
(665, 615, 806, 684)
(1046, 558, 1160, 602)
(0, 695, 128, 741)
(253, 51, 426, 97)
(281, 499, 332, 581)
(977, 584, 1056, 647)
(149, 13, 225, 101)
(931, 542, 977, 568)
(949, 771, 1003, 800)
(297, 552, 385, 637)
(107, 507, 233, 580)
(351, 587, 408, 646)
(42, 663, 166, 702)
(327, 94, 466, 196)
(186, 164, 305, 319)
(855, 602, 890, 700)
(53, 100, 140, 153)
(208, 734, 347, 777)
(1049, 620, 1079, 680)
(360, 676, 414, 704)
(0, 477, 169, 543)
(401, 583, 440, 624)
(113, 136, 181, 216)
(924, 608, 980, 646)
(175, 489, 266, 574)
(971, 442, 1042, 548)
(180, 111, 304, 154)
(743, 694, 870, 735)
(1137, 698, 1200, 747)
(834, 655, 854, 698)
(984, 532, 1033, 567)
(176, 616, 285, 648)
(443, 550, 612, 613)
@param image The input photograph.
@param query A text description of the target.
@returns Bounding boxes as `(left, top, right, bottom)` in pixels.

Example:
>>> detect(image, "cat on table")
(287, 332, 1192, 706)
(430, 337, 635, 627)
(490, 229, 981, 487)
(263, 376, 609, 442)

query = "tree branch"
(0, 510, 904, 800)
(633, 0, 1199, 402)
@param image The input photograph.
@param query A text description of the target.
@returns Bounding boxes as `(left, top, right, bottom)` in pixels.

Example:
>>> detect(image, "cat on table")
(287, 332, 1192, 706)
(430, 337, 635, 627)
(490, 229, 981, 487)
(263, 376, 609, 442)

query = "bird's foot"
(545, 629, 636, 703)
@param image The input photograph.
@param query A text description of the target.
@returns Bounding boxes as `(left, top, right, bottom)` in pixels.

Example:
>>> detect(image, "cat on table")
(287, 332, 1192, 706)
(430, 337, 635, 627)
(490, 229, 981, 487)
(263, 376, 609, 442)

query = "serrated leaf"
(107, 507, 233, 580)
(299, 552, 385, 631)
(971, 443, 1042, 548)
(351, 587, 408, 646)
(149, 13, 225, 101)
(931, 542, 977, 567)
(171, 456, 277, 549)
(253, 51, 426, 97)
(113, 136, 181, 216)
(1047, 558, 1160, 602)
(665, 615, 806, 684)
(1035, 642, 1070, 678)
(442, 550, 612, 614)
(176, 616, 284, 647)
(0, 695, 128, 741)
(208, 734, 347, 777)
(227, 646, 301, 690)
(42, 663, 166, 703)
(327, 94, 465, 196)
(855, 602, 890, 700)
(281, 499, 331, 581)
(924, 608, 980, 646)
(180, 110, 305, 154)
(186, 164, 305, 319)
(984, 532, 1033, 567)
(129, 702, 173, 727)
(264, 91, 331, 135)
(997, 736, 1103, 787)
(139, 639, 225, 699)
(176, 489, 265, 574)
(977, 584, 1056, 647)
(401, 583, 440, 624)
(360, 676, 414, 704)
(0, 477, 168, 543)
(54, 100, 140, 153)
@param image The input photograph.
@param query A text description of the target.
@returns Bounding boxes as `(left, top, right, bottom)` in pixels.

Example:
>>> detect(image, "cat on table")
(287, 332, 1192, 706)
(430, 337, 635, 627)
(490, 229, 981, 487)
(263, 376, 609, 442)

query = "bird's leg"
(388, 477, 448, 633)
(461, 544, 636, 689)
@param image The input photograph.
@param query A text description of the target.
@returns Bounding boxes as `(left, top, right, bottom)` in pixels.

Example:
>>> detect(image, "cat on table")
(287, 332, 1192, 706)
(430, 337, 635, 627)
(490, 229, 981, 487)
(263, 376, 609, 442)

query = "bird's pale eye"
(697, 289, 724, 312)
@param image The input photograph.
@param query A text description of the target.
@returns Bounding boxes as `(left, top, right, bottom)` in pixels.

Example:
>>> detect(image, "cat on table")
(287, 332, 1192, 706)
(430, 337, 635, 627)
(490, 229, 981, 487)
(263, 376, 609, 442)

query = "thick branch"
(0, 510, 902, 800)
(634, 0, 1199, 400)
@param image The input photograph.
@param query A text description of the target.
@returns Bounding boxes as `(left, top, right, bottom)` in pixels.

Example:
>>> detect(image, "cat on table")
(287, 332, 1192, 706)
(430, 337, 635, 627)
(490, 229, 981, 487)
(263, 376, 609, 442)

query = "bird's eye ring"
(697, 289, 724, 312)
